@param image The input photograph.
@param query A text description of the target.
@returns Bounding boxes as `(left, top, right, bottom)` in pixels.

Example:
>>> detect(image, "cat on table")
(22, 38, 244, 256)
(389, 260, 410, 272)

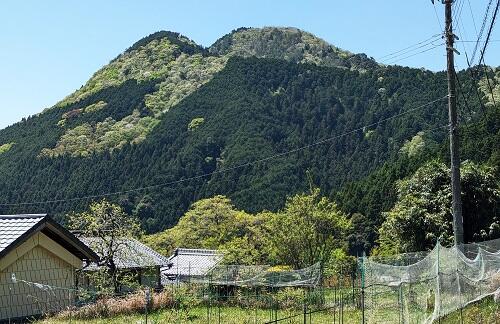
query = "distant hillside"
(209, 27, 377, 71)
(0, 27, 497, 250)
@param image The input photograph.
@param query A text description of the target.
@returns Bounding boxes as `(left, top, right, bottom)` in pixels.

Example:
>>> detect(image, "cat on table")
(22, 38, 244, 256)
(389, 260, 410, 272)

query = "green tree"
(144, 195, 267, 264)
(68, 200, 141, 293)
(266, 189, 351, 269)
(377, 161, 500, 255)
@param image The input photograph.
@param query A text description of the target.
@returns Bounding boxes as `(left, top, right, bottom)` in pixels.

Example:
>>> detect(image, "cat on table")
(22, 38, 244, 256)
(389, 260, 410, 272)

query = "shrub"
(54, 289, 180, 320)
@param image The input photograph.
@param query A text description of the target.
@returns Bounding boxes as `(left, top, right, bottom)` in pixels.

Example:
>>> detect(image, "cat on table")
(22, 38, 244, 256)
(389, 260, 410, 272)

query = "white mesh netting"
(191, 263, 322, 287)
(361, 238, 500, 323)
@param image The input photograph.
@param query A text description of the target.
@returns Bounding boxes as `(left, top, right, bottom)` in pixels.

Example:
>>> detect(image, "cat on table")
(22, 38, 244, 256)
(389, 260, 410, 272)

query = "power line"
(433, 1, 444, 31)
(453, 0, 465, 24)
(478, 0, 500, 67)
(378, 34, 441, 61)
(454, 70, 477, 127)
(0, 96, 449, 207)
(384, 43, 444, 65)
(455, 39, 500, 42)
(471, 0, 495, 65)
(477, 0, 500, 107)
(481, 62, 497, 106)
(451, 0, 494, 117)
(466, 0, 479, 36)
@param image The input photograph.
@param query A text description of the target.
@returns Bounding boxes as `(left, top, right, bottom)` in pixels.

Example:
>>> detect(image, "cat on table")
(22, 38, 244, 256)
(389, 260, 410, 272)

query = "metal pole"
(445, 0, 464, 247)
(303, 289, 307, 324)
(361, 252, 366, 324)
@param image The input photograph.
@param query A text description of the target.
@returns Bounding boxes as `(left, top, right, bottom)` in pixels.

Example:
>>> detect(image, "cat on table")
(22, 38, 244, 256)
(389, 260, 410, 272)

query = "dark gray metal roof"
(80, 237, 170, 270)
(0, 214, 99, 262)
(0, 215, 46, 253)
(162, 248, 223, 277)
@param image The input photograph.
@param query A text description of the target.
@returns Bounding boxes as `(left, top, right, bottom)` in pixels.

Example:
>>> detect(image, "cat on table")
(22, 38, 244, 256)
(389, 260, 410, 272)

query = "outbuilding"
(0, 214, 98, 322)
(79, 237, 170, 292)
(162, 248, 223, 283)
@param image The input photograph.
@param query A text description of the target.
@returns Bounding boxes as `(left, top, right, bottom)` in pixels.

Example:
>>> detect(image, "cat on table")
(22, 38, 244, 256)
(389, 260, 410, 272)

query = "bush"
(54, 288, 189, 320)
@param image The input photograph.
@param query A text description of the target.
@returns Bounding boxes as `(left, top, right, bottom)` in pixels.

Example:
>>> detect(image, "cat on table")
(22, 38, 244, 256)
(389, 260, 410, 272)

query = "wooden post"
(445, 0, 464, 247)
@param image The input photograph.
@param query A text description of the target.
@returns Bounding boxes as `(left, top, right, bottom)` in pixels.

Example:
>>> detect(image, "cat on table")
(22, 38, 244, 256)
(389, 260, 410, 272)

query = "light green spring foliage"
(57, 101, 108, 127)
(479, 67, 500, 107)
(208, 27, 377, 72)
(45, 41, 226, 157)
(41, 110, 159, 158)
(57, 38, 179, 107)
(143, 195, 266, 265)
(400, 131, 426, 157)
(144, 54, 227, 116)
(43, 27, 374, 158)
(0, 142, 14, 155)
(83, 100, 108, 113)
(144, 190, 351, 269)
(187, 117, 205, 131)
(209, 27, 353, 68)
(265, 188, 351, 269)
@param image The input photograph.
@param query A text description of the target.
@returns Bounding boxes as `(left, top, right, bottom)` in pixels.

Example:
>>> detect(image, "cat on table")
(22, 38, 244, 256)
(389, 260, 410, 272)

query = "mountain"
(209, 27, 378, 71)
(0, 27, 498, 248)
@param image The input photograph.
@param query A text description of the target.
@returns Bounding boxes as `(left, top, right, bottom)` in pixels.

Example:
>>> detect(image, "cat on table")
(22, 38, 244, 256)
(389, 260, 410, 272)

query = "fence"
(360, 238, 500, 323)
(2, 238, 499, 323)
(1, 263, 362, 323)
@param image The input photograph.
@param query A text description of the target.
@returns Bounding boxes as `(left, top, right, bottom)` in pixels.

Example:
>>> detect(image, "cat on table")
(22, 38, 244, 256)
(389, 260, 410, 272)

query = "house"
(79, 237, 170, 292)
(0, 214, 99, 322)
(162, 248, 223, 283)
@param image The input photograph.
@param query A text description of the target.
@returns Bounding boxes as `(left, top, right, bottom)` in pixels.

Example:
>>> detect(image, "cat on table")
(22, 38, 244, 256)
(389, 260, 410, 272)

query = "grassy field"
(36, 294, 498, 323)
(38, 305, 362, 324)
(440, 296, 500, 324)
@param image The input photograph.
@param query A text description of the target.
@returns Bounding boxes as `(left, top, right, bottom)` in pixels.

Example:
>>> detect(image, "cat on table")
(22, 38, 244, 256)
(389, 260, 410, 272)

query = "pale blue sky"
(1, 0, 498, 130)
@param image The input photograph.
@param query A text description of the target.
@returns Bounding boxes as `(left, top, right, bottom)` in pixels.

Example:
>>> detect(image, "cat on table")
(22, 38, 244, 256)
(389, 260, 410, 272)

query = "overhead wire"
(471, 0, 494, 65)
(3, 2, 494, 209)
(0, 96, 449, 207)
(451, 0, 476, 125)
(452, 0, 496, 116)
(478, 0, 500, 107)
(383, 43, 445, 65)
(466, 0, 479, 36)
(478, 0, 500, 66)
(433, 1, 444, 31)
(378, 34, 442, 61)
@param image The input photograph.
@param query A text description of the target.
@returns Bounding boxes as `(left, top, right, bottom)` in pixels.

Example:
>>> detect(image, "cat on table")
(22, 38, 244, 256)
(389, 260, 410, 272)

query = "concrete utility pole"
(444, 0, 464, 246)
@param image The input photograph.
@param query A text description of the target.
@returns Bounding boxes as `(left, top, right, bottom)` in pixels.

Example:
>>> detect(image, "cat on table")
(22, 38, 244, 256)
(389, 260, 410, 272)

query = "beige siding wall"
(0, 245, 75, 321)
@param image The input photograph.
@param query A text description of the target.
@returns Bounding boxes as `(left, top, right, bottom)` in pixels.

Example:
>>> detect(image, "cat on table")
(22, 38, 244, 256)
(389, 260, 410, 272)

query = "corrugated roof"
(80, 237, 170, 270)
(0, 215, 46, 253)
(162, 248, 223, 277)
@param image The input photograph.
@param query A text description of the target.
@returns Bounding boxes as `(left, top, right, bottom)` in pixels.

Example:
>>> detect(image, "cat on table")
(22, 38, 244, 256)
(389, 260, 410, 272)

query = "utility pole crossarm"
(445, 0, 464, 246)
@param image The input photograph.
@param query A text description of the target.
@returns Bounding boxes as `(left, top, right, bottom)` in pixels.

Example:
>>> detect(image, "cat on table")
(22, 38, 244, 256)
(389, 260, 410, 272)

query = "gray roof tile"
(0, 215, 46, 253)
(162, 248, 223, 277)
(80, 237, 170, 270)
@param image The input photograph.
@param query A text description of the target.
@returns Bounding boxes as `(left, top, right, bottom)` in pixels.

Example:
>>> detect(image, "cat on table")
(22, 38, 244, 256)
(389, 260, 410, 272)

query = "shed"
(162, 248, 223, 283)
(0, 214, 98, 322)
(79, 237, 170, 291)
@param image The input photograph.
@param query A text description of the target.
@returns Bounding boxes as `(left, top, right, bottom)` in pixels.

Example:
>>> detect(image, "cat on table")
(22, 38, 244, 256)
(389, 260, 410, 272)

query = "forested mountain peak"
(123, 31, 206, 56)
(54, 30, 213, 110)
(209, 27, 378, 71)
(37, 27, 383, 158)
(0, 26, 497, 246)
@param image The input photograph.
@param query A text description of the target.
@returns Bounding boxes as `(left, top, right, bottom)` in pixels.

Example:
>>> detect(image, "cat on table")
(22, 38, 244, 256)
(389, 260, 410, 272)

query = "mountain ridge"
(0, 27, 497, 251)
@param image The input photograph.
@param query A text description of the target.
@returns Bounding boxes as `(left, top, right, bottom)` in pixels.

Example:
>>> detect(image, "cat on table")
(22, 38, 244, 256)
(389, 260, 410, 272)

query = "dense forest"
(0, 27, 498, 253)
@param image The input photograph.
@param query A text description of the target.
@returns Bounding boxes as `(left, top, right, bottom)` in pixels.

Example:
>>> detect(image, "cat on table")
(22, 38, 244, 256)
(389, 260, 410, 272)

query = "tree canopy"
(376, 160, 500, 255)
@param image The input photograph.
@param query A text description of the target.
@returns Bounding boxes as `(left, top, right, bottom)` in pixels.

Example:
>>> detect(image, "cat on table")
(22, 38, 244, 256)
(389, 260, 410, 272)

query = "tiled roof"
(0, 215, 46, 253)
(162, 248, 223, 277)
(80, 237, 170, 270)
